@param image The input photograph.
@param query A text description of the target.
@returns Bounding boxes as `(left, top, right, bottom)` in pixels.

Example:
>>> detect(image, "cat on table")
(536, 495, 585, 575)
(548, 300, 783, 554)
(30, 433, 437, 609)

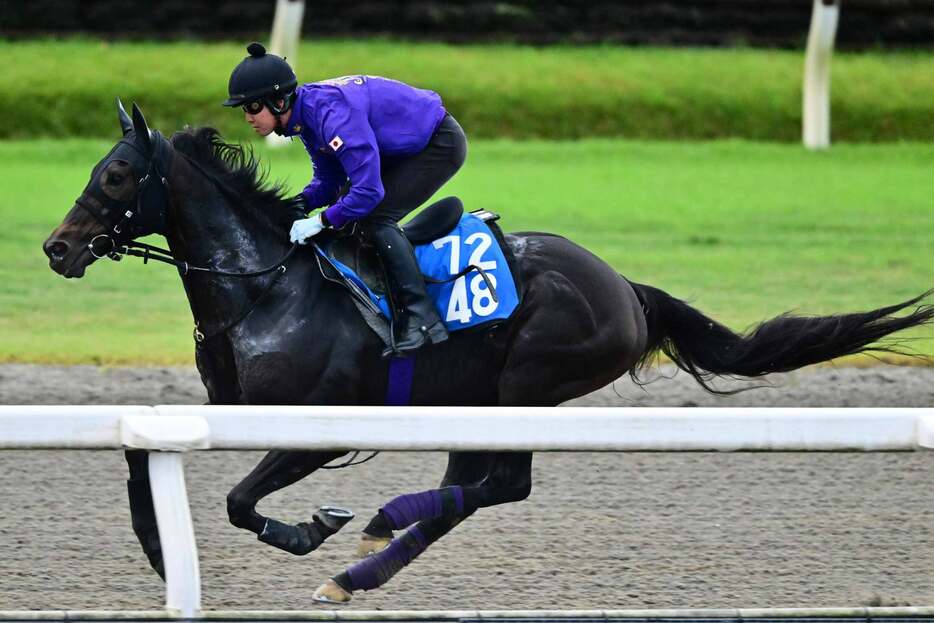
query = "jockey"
(223, 43, 467, 356)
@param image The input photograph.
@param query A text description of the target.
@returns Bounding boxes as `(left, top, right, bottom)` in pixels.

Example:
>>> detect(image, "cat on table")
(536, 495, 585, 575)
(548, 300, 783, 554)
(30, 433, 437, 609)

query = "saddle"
(312, 196, 520, 347)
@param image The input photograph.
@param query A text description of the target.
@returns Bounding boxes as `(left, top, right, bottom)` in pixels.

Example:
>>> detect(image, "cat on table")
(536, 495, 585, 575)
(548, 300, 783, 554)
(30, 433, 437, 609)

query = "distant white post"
(803, 0, 840, 149)
(267, 0, 306, 148)
(269, 0, 305, 66)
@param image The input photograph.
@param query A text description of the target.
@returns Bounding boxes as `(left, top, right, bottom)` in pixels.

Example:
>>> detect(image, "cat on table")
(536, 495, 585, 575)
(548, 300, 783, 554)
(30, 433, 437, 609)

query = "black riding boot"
(366, 223, 448, 356)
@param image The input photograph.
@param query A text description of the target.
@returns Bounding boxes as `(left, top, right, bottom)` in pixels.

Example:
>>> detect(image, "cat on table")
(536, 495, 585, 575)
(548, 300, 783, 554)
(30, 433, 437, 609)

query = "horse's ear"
(131, 102, 153, 154)
(116, 98, 133, 136)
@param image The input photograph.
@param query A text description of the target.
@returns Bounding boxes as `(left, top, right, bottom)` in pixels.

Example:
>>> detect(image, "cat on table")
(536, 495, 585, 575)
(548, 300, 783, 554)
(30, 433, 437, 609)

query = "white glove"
(289, 213, 326, 244)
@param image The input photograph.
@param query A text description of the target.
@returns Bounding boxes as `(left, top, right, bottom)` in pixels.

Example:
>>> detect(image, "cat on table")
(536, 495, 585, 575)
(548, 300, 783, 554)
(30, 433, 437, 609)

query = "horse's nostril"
(44, 239, 70, 260)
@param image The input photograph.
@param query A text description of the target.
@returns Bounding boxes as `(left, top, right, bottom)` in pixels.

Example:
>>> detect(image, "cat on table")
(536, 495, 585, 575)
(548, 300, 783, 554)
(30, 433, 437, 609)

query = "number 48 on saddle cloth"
(318, 210, 521, 335)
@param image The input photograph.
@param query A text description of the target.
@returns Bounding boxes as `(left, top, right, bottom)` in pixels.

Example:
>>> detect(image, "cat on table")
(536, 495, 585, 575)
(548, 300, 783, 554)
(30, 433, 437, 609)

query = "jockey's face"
(243, 99, 288, 136)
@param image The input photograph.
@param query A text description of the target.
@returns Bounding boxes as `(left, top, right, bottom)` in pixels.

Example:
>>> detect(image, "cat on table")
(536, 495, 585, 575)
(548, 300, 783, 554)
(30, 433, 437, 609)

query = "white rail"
(2, 406, 933, 617)
(2, 607, 934, 621)
(5, 406, 934, 451)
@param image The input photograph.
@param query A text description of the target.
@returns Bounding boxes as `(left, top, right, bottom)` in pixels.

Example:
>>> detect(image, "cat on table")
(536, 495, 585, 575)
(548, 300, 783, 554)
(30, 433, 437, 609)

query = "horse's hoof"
(313, 579, 352, 605)
(356, 533, 392, 558)
(315, 505, 355, 532)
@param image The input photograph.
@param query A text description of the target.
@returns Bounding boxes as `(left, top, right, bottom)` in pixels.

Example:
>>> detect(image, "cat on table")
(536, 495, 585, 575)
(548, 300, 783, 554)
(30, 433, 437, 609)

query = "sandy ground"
(0, 363, 932, 611)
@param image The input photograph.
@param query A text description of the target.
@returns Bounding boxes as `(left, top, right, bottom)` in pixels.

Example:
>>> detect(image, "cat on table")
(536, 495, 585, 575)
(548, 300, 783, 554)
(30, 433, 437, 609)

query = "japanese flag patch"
(329, 136, 343, 151)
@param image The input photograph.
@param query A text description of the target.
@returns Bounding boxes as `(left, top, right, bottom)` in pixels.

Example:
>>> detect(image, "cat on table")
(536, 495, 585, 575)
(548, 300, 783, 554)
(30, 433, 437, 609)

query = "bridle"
(76, 135, 172, 260)
(76, 131, 298, 344)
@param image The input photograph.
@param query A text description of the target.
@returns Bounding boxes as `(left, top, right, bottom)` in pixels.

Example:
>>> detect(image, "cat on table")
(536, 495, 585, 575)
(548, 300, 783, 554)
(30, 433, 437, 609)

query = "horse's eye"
(100, 165, 134, 200)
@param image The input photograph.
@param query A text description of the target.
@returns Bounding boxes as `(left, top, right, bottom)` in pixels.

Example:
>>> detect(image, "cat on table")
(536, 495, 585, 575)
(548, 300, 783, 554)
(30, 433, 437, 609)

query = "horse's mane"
(169, 126, 305, 233)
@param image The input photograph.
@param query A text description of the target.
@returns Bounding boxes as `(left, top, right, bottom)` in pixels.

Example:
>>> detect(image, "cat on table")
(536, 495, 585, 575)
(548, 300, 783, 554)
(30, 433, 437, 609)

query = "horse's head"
(43, 100, 171, 278)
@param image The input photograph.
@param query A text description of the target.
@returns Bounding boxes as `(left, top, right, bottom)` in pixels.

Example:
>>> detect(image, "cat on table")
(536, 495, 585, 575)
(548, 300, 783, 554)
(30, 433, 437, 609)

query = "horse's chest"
(228, 338, 364, 404)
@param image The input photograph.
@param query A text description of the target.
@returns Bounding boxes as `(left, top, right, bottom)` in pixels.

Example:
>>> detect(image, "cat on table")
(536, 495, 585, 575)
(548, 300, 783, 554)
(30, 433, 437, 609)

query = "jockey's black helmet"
(223, 42, 297, 113)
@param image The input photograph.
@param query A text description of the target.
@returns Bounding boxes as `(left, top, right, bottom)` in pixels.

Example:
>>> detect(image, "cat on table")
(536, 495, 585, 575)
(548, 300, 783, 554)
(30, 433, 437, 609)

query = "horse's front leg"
(226, 449, 354, 555)
(125, 450, 165, 580)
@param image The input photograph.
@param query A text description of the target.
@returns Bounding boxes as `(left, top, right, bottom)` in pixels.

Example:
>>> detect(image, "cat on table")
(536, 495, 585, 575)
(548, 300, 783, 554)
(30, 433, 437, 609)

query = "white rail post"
(919, 415, 934, 449)
(803, 0, 840, 149)
(266, 0, 306, 148)
(121, 413, 210, 618)
(149, 451, 201, 618)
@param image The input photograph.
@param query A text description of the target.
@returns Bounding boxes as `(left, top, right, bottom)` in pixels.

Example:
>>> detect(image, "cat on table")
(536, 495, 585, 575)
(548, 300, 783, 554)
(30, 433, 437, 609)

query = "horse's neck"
(168, 194, 273, 267)
(164, 160, 283, 264)
(163, 157, 303, 328)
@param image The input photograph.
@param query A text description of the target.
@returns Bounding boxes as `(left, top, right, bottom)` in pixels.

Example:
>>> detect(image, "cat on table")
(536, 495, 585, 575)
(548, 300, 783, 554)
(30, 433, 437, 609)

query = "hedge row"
(6, 38, 934, 142)
(5, 1, 934, 48)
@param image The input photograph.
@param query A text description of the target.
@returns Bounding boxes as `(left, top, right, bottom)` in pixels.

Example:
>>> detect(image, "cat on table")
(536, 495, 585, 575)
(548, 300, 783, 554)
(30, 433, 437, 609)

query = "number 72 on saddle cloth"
(414, 213, 520, 331)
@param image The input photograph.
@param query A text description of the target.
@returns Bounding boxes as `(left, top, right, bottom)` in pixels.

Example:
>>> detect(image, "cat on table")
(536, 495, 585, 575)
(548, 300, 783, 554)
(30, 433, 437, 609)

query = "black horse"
(43, 103, 933, 603)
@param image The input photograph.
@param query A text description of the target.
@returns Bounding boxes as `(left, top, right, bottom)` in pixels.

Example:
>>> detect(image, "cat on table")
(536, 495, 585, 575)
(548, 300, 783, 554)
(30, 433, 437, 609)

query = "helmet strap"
(264, 92, 295, 136)
(264, 91, 294, 115)
(273, 113, 287, 136)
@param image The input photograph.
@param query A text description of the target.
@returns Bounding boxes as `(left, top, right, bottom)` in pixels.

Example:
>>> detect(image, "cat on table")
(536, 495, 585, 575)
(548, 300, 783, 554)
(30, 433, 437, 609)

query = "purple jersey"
(282, 76, 447, 228)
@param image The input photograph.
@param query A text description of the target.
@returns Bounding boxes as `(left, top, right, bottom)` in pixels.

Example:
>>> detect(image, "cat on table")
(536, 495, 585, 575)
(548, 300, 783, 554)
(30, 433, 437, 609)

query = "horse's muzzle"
(43, 235, 90, 278)
(43, 238, 69, 264)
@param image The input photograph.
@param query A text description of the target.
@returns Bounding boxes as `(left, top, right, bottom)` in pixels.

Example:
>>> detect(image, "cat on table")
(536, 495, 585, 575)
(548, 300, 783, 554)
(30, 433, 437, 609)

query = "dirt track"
(1, 363, 932, 611)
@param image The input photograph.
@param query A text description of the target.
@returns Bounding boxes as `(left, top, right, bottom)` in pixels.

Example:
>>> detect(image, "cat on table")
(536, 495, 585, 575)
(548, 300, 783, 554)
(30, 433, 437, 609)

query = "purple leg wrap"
(381, 486, 464, 530)
(346, 526, 428, 591)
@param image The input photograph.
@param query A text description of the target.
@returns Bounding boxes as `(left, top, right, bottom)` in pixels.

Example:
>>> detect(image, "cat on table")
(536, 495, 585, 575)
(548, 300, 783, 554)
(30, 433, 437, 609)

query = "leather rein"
(124, 239, 298, 344)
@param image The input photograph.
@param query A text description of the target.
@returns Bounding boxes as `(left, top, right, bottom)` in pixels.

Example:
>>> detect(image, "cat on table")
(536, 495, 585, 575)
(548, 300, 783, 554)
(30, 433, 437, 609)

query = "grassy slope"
(2, 138, 932, 365)
(5, 38, 934, 141)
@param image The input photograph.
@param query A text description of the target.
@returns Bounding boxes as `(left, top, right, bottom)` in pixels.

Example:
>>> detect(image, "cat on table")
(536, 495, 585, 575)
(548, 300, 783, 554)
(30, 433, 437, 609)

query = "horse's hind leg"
(226, 449, 352, 555)
(499, 269, 646, 405)
(352, 485, 467, 558)
(355, 451, 496, 557)
(314, 451, 532, 603)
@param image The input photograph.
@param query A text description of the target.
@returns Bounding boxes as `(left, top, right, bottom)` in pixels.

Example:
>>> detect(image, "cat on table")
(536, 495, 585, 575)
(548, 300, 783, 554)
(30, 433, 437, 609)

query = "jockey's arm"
(301, 151, 344, 212)
(317, 102, 385, 229)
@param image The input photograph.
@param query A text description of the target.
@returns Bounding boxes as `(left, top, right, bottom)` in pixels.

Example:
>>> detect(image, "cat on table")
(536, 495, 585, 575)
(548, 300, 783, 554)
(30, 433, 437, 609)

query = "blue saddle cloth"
(319, 213, 520, 332)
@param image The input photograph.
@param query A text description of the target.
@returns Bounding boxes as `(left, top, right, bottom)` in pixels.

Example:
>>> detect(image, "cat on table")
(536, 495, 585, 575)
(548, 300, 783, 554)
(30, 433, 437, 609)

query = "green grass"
(2, 138, 933, 365)
(4, 38, 934, 141)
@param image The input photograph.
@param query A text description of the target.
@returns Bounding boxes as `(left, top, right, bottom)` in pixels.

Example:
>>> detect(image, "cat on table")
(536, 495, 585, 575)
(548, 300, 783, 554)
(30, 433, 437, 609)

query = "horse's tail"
(628, 281, 934, 394)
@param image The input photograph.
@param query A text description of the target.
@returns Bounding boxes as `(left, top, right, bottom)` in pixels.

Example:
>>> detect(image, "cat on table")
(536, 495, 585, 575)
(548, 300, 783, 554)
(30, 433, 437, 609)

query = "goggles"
(242, 99, 265, 115)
